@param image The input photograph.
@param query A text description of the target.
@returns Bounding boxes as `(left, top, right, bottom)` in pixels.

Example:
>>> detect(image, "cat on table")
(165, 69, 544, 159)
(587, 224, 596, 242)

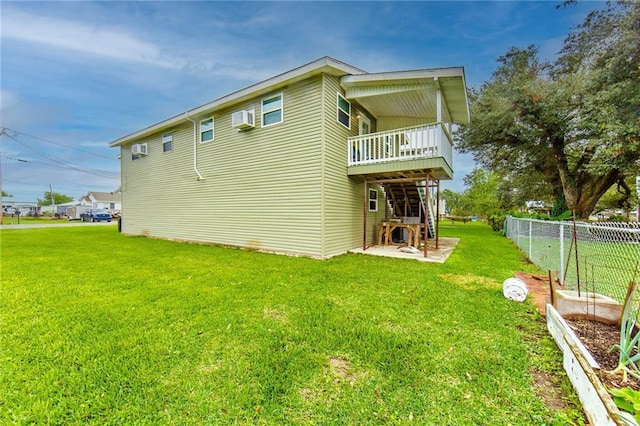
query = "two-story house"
(109, 57, 470, 259)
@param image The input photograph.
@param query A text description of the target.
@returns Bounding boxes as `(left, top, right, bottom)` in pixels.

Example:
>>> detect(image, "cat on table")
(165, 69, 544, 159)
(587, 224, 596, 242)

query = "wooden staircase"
(382, 181, 435, 239)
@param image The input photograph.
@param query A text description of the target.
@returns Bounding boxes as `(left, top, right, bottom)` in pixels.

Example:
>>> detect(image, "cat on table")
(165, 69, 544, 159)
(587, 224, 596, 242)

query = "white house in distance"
(80, 192, 122, 213)
(110, 57, 470, 259)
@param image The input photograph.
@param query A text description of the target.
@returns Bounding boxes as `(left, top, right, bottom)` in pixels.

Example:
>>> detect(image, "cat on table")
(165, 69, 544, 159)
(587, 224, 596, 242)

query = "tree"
(457, 2, 640, 218)
(441, 189, 468, 216)
(595, 176, 638, 219)
(462, 168, 503, 219)
(442, 169, 513, 219)
(1, 191, 11, 197)
(37, 192, 73, 206)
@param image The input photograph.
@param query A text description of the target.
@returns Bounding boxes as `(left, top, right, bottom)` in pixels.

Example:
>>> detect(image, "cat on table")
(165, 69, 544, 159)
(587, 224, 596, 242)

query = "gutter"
(185, 112, 205, 181)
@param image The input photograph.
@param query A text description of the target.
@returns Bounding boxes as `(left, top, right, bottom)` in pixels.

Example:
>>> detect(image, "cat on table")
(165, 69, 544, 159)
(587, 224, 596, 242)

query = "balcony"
(346, 122, 454, 180)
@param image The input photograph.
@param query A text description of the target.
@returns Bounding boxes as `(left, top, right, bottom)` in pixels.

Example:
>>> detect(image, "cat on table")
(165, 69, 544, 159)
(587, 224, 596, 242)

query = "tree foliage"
(441, 189, 468, 216)
(462, 168, 503, 218)
(443, 168, 509, 219)
(595, 176, 638, 218)
(37, 192, 73, 206)
(457, 2, 640, 218)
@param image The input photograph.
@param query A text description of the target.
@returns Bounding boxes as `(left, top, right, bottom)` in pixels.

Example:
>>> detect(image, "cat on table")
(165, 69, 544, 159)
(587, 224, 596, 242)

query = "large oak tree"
(457, 1, 639, 218)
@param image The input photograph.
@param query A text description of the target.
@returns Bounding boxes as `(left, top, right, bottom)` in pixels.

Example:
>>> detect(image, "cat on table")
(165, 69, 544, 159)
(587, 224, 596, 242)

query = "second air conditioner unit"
(232, 110, 255, 130)
(131, 143, 148, 156)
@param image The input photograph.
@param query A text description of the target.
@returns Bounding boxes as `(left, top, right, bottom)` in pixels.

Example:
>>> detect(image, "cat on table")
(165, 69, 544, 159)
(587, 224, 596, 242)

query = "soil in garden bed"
(514, 272, 640, 390)
(565, 318, 640, 391)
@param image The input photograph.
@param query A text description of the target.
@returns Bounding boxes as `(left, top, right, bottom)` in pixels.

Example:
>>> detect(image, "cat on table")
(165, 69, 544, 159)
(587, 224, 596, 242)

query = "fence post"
(559, 222, 565, 284)
(529, 221, 533, 260)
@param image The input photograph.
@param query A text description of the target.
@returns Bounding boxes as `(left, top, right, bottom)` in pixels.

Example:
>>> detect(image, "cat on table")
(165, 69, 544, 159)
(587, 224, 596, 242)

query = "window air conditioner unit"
(131, 143, 148, 156)
(232, 110, 255, 130)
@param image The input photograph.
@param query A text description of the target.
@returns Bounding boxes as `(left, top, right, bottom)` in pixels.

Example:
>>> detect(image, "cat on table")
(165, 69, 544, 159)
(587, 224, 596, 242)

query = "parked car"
(80, 209, 112, 222)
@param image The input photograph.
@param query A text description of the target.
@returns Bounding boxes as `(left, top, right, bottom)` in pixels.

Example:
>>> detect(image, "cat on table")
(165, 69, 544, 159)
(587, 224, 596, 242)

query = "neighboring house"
(109, 57, 470, 259)
(80, 192, 122, 213)
(1, 198, 41, 217)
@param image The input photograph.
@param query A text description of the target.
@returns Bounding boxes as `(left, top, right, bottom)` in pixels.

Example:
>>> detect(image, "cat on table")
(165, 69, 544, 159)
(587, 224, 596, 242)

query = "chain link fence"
(505, 217, 640, 307)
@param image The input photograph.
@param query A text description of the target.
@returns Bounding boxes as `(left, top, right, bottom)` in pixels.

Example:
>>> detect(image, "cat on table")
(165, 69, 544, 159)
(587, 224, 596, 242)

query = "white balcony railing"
(347, 122, 452, 167)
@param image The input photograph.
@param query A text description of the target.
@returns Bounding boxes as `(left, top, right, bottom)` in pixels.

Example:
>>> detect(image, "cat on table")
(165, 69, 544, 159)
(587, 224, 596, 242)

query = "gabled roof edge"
(109, 56, 366, 147)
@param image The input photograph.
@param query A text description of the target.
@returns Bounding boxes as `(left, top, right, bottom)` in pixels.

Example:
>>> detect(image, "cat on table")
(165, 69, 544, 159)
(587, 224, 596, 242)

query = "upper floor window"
(262, 93, 283, 127)
(337, 93, 351, 129)
(200, 118, 214, 143)
(162, 133, 173, 152)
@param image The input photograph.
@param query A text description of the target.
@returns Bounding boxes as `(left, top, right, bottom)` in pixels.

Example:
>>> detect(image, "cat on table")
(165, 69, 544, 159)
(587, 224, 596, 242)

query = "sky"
(0, 0, 603, 203)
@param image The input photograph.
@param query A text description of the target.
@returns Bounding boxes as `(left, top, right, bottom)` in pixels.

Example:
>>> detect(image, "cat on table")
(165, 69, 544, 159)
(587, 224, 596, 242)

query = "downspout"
(185, 111, 205, 181)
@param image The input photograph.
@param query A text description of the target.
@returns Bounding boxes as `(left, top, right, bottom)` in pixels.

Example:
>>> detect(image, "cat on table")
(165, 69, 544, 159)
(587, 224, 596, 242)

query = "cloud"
(1, 89, 71, 130)
(2, 9, 182, 69)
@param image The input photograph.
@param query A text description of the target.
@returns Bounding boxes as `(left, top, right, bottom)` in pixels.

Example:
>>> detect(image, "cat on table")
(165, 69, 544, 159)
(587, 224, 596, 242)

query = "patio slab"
(349, 237, 459, 263)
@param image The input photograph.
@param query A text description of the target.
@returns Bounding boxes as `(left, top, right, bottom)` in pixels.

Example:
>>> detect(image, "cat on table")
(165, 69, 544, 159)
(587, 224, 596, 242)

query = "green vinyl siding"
(377, 116, 429, 131)
(320, 74, 386, 257)
(122, 77, 325, 257)
(120, 73, 385, 258)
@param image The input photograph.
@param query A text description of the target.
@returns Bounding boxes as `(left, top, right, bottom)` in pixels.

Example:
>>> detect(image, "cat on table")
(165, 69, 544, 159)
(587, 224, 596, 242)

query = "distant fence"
(504, 216, 640, 304)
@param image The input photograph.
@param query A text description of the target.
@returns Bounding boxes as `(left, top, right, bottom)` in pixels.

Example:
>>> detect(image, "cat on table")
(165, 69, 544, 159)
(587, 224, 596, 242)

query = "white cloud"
(0, 89, 70, 130)
(2, 9, 182, 69)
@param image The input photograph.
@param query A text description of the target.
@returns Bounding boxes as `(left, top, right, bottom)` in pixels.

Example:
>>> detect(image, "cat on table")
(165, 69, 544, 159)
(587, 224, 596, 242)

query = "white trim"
(337, 92, 351, 129)
(368, 188, 378, 212)
(162, 132, 173, 153)
(341, 67, 465, 85)
(199, 117, 214, 143)
(359, 114, 371, 135)
(261, 93, 283, 127)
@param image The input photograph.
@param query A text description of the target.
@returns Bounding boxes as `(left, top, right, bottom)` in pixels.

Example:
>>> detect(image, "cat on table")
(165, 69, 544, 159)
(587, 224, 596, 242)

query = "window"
(162, 133, 173, 152)
(337, 93, 350, 129)
(369, 189, 378, 212)
(262, 93, 283, 127)
(200, 118, 214, 143)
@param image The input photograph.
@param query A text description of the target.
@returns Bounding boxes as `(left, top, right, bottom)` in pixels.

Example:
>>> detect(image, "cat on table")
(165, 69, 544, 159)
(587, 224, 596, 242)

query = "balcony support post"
(424, 173, 430, 258)
(363, 177, 368, 251)
(436, 180, 440, 249)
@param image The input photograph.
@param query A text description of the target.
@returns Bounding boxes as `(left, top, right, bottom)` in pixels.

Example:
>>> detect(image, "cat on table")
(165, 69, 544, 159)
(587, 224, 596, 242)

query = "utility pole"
(50, 184, 55, 218)
(0, 128, 5, 226)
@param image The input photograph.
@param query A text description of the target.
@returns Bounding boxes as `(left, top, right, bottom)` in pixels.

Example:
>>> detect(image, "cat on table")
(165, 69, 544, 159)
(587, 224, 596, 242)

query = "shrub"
(488, 214, 506, 232)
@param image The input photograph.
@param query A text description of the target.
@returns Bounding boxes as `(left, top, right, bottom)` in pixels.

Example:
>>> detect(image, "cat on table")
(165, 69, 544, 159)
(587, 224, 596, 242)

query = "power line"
(0, 132, 119, 179)
(0, 153, 119, 179)
(0, 127, 116, 160)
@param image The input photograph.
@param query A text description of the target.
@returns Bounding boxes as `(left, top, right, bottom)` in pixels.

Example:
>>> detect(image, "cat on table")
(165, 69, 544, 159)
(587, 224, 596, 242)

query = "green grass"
(1, 216, 70, 225)
(0, 223, 583, 424)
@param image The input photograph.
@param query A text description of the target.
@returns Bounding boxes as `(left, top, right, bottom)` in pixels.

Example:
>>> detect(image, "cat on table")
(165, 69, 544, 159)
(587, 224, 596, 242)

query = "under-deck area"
(360, 170, 444, 258)
(341, 67, 469, 259)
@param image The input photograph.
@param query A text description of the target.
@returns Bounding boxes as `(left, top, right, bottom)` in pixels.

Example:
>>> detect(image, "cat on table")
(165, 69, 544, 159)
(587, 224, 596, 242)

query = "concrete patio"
(349, 237, 459, 263)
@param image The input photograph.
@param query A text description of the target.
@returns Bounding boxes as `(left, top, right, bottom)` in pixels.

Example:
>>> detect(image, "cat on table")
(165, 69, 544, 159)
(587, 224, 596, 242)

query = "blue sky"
(1, 1, 602, 203)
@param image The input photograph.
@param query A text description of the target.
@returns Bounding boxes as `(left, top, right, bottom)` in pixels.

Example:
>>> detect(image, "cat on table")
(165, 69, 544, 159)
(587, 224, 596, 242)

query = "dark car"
(80, 209, 112, 222)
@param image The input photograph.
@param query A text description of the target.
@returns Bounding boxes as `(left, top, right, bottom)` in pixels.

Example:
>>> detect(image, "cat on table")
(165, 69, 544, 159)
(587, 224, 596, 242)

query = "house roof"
(83, 191, 121, 202)
(109, 56, 469, 147)
(340, 67, 470, 124)
(109, 57, 366, 147)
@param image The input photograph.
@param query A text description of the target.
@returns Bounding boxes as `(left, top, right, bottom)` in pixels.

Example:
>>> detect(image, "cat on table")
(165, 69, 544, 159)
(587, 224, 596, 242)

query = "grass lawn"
(1, 217, 71, 226)
(0, 223, 583, 424)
